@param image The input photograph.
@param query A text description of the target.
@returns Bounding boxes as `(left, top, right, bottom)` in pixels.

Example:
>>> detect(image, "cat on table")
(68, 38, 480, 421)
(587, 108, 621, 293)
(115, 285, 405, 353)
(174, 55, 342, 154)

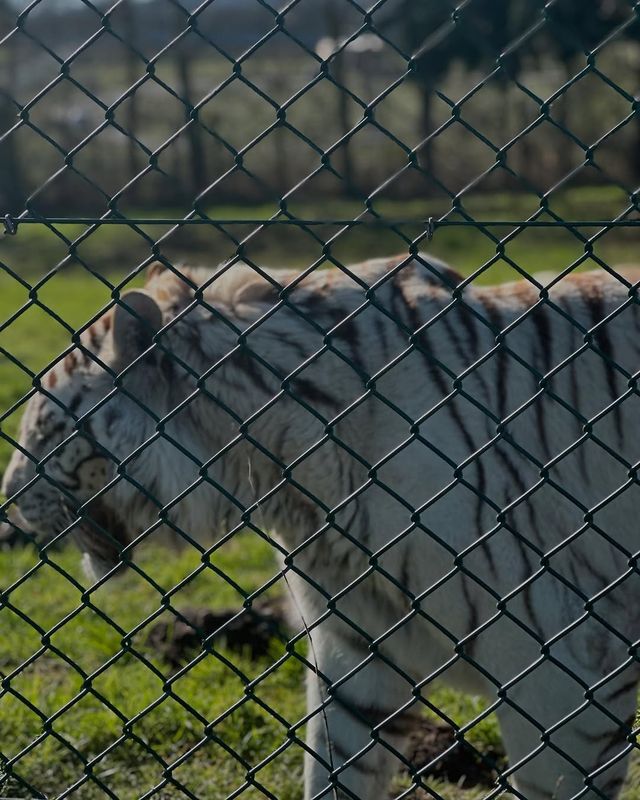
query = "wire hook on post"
(426, 217, 435, 241)
(3, 214, 18, 236)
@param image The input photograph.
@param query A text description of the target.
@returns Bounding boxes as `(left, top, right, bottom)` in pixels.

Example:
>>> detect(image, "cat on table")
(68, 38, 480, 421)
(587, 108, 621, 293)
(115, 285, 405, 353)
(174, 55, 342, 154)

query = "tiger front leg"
(303, 636, 420, 800)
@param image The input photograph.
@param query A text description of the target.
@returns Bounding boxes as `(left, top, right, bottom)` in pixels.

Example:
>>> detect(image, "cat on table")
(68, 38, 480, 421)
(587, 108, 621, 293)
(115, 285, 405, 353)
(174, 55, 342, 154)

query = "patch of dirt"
(403, 720, 504, 789)
(146, 598, 288, 668)
(148, 603, 504, 790)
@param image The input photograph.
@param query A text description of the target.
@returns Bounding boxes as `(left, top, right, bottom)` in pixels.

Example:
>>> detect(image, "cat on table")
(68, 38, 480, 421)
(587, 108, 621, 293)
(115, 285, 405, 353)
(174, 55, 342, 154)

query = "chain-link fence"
(2, 1, 640, 798)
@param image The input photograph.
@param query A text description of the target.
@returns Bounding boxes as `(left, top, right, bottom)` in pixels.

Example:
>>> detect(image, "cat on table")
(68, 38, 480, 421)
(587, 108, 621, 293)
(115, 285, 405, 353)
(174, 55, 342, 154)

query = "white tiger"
(3, 254, 640, 800)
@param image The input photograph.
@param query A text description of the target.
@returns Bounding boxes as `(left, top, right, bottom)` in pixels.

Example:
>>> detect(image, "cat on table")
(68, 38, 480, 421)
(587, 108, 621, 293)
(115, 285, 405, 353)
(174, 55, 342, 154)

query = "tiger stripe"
(3, 255, 640, 800)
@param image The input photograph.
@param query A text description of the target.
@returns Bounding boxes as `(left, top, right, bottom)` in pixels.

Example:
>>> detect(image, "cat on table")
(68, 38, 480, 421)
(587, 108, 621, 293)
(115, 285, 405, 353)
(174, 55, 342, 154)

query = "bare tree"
(381, 2, 451, 177)
(0, 0, 24, 214)
(271, 73, 290, 196)
(174, 8, 206, 203)
(542, 0, 631, 181)
(121, 0, 142, 201)
(325, 0, 357, 197)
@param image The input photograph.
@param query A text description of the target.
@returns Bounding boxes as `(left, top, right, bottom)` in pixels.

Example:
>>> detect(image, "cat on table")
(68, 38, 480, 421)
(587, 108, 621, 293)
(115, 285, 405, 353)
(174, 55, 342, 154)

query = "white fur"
(3, 256, 639, 799)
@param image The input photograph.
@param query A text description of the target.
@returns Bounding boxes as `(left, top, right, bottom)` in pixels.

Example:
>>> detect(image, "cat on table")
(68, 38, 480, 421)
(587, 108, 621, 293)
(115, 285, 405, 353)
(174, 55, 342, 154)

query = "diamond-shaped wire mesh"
(2, 1, 640, 798)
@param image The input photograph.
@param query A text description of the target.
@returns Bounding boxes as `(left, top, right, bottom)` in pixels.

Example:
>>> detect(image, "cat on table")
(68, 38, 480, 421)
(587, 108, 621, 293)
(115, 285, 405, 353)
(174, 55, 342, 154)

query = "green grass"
(0, 537, 307, 800)
(2, 183, 639, 280)
(1, 189, 640, 798)
(0, 540, 638, 799)
(0, 535, 505, 800)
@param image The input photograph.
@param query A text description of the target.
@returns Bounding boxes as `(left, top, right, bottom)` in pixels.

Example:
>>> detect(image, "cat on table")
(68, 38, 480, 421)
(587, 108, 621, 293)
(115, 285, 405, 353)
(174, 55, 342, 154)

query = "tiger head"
(1, 277, 189, 580)
(2, 261, 291, 580)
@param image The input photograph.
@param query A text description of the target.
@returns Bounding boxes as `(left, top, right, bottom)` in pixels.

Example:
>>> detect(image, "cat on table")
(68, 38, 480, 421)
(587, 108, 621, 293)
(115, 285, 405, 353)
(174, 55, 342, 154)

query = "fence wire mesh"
(1, 1, 640, 799)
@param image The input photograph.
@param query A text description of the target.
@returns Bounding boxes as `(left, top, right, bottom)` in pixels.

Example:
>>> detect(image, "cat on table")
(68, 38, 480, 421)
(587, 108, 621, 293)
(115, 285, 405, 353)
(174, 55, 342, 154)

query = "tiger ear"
(112, 291, 163, 368)
(234, 278, 280, 308)
(145, 261, 166, 284)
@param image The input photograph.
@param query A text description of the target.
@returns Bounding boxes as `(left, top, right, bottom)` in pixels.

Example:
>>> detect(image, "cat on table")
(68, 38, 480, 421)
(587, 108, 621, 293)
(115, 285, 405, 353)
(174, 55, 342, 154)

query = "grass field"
(1, 191, 640, 798)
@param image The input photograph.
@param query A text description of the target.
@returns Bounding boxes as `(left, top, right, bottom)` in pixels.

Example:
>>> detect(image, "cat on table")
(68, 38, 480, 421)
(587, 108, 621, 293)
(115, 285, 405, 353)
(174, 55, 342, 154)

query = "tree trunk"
(0, 3, 24, 215)
(635, 93, 640, 183)
(418, 80, 435, 178)
(498, 76, 511, 190)
(326, 1, 357, 197)
(122, 0, 141, 201)
(517, 85, 535, 187)
(632, 42, 640, 183)
(0, 98, 23, 214)
(555, 57, 575, 182)
(269, 74, 289, 196)
(174, 12, 206, 203)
